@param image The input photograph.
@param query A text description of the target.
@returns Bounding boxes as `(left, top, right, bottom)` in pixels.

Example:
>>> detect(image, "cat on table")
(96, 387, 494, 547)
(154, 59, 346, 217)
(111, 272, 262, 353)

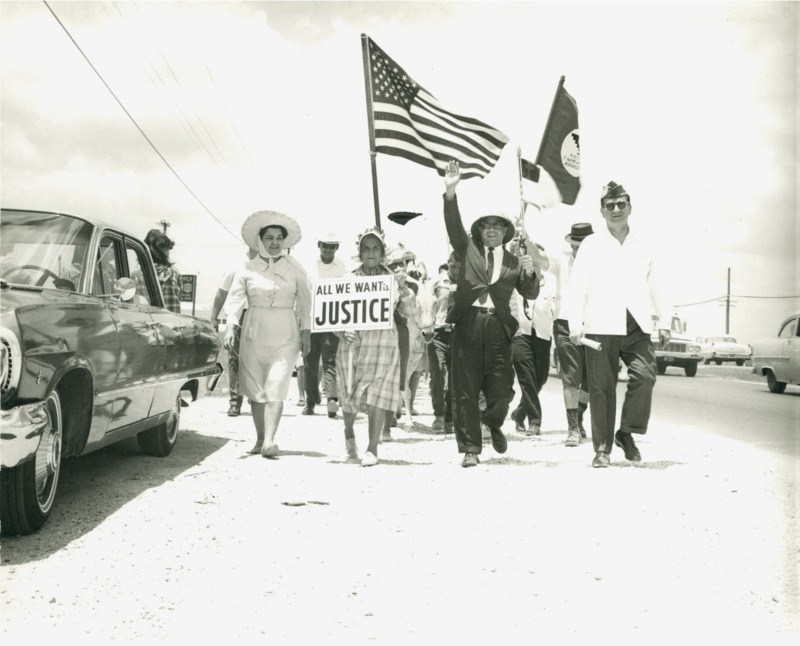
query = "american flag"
(365, 36, 509, 180)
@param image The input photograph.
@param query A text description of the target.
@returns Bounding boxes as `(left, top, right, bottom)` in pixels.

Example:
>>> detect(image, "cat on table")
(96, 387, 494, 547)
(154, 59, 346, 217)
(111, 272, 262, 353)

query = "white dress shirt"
(472, 245, 503, 309)
(564, 226, 671, 336)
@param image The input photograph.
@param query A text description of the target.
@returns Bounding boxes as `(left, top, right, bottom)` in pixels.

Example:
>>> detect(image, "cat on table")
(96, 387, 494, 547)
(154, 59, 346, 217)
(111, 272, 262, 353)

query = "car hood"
(0, 284, 95, 314)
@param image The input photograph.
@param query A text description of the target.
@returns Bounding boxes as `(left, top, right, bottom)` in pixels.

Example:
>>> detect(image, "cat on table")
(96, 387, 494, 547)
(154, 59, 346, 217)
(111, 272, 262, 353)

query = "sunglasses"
(480, 221, 507, 230)
(603, 200, 629, 211)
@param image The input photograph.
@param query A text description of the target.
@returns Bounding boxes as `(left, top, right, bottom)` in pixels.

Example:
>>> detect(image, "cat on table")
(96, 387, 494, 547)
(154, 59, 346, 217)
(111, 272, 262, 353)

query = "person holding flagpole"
(442, 160, 540, 467)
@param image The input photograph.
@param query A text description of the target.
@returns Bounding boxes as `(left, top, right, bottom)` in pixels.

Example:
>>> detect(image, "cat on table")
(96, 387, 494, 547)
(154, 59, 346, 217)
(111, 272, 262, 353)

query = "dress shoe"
(327, 400, 339, 418)
(301, 405, 315, 416)
(591, 451, 610, 468)
(431, 416, 444, 431)
(261, 443, 280, 459)
(360, 451, 379, 467)
(227, 405, 240, 417)
(565, 429, 582, 447)
(461, 453, 480, 468)
(510, 408, 525, 433)
(614, 430, 642, 462)
(489, 427, 508, 454)
(443, 421, 454, 434)
(525, 423, 541, 437)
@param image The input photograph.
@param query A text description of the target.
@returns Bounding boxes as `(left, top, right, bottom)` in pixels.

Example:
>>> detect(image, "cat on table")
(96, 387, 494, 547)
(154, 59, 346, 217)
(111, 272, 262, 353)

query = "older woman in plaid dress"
(337, 227, 416, 467)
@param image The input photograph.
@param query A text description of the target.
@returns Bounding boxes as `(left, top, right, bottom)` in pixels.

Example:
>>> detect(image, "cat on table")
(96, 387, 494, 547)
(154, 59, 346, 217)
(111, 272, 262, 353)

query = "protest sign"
(311, 275, 395, 332)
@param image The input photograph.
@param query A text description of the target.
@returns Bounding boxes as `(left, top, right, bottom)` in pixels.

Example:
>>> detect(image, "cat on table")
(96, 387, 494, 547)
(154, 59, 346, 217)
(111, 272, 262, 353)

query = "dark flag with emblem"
(362, 35, 509, 180)
(533, 77, 581, 205)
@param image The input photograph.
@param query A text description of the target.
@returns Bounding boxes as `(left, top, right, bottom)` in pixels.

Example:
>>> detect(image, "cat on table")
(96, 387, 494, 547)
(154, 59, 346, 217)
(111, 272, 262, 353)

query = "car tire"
(0, 391, 63, 536)
(715, 359, 722, 366)
(137, 392, 181, 457)
(684, 363, 698, 377)
(765, 370, 787, 394)
(703, 359, 711, 365)
(735, 359, 744, 366)
(656, 363, 667, 376)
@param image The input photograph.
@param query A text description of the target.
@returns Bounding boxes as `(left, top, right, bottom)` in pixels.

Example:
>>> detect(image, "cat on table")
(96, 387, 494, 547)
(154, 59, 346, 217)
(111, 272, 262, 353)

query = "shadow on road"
(0, 430, 230, 563)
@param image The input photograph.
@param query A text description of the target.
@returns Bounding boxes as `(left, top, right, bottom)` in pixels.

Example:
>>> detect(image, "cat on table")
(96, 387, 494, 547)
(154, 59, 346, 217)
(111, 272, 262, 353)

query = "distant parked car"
(651, 314, 702, 377)
(750, 313, 800, 394)
(698, 335, 752, 366)
(1, 209, 223, 536)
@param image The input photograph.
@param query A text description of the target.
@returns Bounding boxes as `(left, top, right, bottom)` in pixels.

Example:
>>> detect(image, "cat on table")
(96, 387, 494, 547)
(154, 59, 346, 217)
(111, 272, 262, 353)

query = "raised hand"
(444, 160, 461, 198)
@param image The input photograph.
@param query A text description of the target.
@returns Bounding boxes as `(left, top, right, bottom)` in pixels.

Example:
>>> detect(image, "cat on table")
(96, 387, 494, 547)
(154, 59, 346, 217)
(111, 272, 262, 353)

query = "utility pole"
(158, 220, 170, 234)
(725, 267, 731, 334)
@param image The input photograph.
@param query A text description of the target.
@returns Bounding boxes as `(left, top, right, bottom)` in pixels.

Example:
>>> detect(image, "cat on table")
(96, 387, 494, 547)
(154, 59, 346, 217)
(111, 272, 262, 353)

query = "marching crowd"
(190, 160, 671, 469)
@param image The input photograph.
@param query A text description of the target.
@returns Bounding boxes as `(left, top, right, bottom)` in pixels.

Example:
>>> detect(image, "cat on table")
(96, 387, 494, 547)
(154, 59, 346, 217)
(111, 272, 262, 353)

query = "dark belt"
(471, 306, 496, 315)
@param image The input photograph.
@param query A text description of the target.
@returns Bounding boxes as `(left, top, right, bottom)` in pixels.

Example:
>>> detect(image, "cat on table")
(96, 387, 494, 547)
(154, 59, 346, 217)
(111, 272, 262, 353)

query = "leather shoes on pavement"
(614, 430, 642, 462)
(591, 451, 610, 468)
(461, 453, 480, 468)
(489, 427, 508, 454)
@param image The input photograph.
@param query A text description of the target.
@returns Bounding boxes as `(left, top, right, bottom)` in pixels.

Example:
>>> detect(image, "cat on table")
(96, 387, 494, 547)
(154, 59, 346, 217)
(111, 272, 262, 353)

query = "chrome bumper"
(0, 401, 48, 469)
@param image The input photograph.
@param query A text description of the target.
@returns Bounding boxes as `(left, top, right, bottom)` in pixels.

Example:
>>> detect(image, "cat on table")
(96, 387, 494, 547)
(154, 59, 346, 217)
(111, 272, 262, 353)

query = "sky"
(1, 0, 797, 344)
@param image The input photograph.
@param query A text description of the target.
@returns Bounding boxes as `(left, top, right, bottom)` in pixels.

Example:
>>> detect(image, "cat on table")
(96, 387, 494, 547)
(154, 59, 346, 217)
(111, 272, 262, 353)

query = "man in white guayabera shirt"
(565, 181, 671, 468)
(303, 230, 348, 418)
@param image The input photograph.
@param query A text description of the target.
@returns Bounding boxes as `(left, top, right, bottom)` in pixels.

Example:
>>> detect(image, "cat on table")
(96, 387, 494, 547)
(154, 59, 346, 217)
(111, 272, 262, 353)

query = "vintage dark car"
(751, 313, 800, 394)
(1, 209, 223, 536)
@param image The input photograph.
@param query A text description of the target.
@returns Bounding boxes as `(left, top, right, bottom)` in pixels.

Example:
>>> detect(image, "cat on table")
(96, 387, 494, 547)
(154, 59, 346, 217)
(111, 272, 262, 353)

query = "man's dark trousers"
(585, 310, 657, 453)
(304, 331, 339, 406)
(427, 327, 452, 423)
(511, 330, 551, 425)
(451, 308, 514, 453)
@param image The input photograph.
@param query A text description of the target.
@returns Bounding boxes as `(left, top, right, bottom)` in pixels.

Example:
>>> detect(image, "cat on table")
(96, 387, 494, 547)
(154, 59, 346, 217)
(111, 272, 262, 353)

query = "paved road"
(1, 367, 797, 641)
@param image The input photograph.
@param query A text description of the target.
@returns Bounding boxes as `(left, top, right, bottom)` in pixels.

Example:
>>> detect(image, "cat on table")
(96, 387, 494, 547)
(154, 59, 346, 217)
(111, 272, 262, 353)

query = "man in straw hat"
(442, 160, 541, 468)
(302, 229, 347, 418)
(549, 222, 594, 446)
(565, 181, 671, 468)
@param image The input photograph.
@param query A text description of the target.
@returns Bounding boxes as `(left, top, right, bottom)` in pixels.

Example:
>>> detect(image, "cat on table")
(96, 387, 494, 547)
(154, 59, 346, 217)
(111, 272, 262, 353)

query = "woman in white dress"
(224, 211, 311, 458)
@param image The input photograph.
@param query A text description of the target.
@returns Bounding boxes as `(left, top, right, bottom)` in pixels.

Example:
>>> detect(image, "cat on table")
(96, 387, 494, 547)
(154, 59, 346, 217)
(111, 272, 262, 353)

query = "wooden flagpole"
(535, 75, 565, 166)
(361, 34, 382, 229)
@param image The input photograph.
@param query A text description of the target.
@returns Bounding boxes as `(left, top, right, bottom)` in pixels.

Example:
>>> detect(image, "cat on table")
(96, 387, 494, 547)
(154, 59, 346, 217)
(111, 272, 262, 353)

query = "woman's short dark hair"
(259, 225, 288, 240)
(144, 229, 175, 266)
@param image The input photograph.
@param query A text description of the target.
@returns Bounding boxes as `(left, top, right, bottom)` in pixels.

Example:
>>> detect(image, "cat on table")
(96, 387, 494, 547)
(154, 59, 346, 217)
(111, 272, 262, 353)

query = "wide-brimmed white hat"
(470, 210, 515, 245)
(241, 210, 302, 250)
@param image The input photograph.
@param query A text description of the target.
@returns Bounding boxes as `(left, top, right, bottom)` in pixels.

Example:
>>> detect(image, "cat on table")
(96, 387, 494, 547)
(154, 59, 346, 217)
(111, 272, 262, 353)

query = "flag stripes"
(365, 37, 508, 180)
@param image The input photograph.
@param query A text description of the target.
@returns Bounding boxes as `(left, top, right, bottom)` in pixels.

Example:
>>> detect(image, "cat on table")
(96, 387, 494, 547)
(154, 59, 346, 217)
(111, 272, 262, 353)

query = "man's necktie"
(479, 247, 494, 304)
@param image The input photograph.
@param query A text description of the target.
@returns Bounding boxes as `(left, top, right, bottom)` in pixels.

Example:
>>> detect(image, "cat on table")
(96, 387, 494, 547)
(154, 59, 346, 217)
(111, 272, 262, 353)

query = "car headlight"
(688, 344, 701, 352)
(1, 326, 22, 403)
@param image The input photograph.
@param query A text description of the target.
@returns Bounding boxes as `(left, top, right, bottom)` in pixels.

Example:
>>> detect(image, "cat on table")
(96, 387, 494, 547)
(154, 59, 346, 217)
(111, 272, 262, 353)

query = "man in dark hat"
(548, 222, 594, 446)
(442, 160, 540, 467)
(565, 181, 671, 468)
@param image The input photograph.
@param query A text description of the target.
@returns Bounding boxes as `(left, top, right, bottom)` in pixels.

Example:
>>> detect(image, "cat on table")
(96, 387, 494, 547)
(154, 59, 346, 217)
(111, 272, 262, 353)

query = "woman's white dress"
(224, 254, 311, 403)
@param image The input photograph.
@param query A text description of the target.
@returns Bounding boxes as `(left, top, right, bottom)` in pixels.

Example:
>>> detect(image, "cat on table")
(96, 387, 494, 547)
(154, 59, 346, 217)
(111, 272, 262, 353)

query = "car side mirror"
(114, 277, 137, 302)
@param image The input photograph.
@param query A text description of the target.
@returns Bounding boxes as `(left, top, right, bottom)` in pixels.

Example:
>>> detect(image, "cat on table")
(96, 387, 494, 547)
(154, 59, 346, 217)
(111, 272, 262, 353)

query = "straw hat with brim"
(241, 210, 302, 250)
(470, 213, 515, 245)
(564, 222, 594, 245)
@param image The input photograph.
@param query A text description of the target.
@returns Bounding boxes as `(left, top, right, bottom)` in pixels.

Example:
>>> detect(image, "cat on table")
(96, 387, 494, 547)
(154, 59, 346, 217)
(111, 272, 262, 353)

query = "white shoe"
(360, 451, 379, 467)
(345, 437, 358, 460)
(327, 400, 339, 418)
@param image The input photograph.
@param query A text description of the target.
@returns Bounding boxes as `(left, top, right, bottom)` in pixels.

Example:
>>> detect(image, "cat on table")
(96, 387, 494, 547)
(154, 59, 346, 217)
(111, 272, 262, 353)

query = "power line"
(675, 294, 800, 307)
(43, 0, 241, 243)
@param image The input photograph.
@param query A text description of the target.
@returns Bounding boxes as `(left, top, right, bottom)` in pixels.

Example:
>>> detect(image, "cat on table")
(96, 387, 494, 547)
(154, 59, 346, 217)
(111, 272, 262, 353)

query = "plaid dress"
(336, 266, 416, 413)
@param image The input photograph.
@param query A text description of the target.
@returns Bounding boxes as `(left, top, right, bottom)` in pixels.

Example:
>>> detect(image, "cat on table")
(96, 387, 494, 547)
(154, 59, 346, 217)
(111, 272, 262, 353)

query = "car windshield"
(0, 211, 93, 291)
(708, 336, 736, 343)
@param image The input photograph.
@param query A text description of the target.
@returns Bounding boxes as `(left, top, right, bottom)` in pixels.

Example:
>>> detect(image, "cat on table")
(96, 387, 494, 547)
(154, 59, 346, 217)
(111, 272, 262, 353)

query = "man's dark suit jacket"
(443, 195, 540, 341)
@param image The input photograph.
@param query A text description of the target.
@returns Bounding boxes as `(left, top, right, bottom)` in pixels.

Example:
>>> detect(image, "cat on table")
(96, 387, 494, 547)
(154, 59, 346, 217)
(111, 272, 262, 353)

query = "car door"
(778, 316, 800, 382)
(91, 233, 159, 433)
(122, 239, 189, 416)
